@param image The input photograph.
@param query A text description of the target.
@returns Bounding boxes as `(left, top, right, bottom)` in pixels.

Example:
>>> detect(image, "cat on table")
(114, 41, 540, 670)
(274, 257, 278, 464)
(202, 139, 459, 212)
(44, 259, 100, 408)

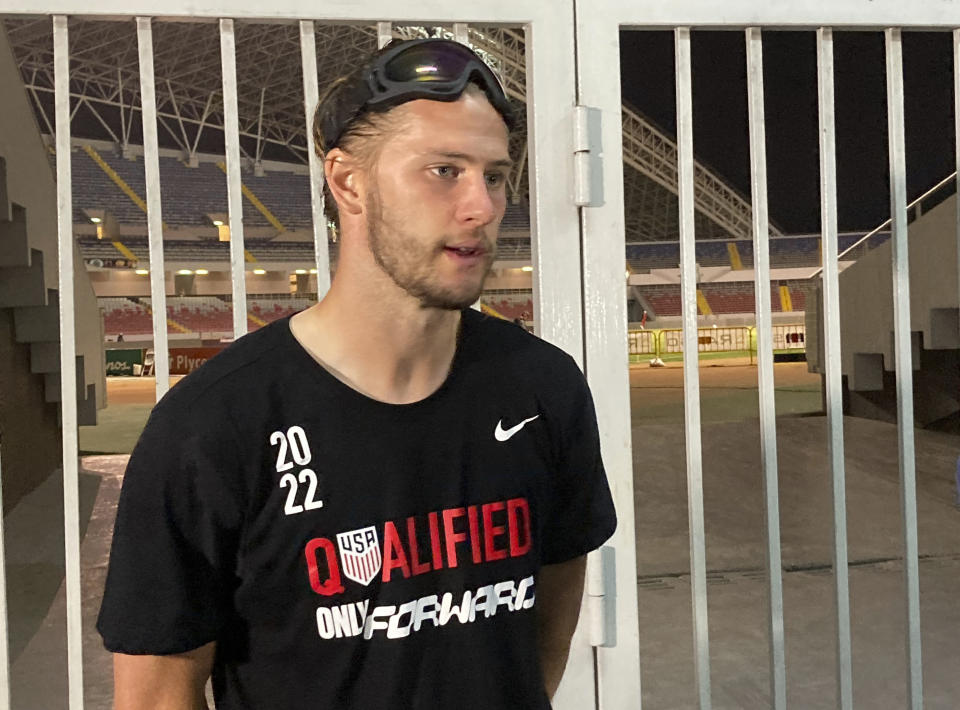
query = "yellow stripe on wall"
(696, 289, 712, 316)
(216, 162, 286, 233)
(779, 285, 793, 312)
(727, 241, 744, 270)
(111, 241, 137, 262)
(480, 302, 509, 320)
(83, 145, 168, 230)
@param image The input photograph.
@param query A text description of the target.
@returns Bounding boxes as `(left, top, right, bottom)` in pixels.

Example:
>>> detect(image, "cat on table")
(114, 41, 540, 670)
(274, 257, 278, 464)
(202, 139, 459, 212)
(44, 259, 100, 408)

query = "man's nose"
(456, 172, 497, 226)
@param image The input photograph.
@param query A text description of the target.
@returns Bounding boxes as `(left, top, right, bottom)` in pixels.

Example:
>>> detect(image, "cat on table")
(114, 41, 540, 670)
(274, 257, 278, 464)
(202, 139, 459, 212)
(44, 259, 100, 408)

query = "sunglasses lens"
(384, 43, 474, 83)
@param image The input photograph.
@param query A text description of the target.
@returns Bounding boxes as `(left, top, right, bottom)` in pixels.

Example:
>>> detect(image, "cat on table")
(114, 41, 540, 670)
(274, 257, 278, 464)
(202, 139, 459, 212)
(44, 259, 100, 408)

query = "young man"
(98, 38, 616, 709)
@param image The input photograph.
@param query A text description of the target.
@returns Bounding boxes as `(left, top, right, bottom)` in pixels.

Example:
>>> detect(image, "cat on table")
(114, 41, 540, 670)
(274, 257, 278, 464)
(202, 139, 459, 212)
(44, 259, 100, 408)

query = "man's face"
(363, 90, 511, 311)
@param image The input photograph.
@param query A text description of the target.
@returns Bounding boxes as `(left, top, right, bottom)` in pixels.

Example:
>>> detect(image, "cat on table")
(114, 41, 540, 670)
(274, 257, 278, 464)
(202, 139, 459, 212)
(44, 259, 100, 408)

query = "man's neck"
(290, 275, 462, 405)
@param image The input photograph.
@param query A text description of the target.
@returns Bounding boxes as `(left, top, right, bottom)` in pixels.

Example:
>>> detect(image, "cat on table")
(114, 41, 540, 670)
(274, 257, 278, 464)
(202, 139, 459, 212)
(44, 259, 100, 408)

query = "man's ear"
(324, 148, 364, 218)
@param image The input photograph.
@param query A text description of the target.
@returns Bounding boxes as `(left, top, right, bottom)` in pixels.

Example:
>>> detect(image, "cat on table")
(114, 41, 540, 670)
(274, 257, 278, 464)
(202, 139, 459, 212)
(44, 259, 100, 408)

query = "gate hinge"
(573, 105, 604, 208)
(587, 545, 617, 647)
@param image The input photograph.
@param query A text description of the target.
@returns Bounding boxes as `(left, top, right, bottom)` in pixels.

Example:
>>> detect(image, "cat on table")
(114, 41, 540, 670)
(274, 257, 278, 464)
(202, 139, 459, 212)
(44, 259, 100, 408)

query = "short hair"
(312, 62, 500, 229)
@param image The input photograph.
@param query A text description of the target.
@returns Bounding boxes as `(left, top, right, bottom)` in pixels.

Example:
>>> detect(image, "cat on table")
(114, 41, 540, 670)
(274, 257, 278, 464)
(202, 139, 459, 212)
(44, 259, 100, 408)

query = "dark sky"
(618, 30, 956, 234)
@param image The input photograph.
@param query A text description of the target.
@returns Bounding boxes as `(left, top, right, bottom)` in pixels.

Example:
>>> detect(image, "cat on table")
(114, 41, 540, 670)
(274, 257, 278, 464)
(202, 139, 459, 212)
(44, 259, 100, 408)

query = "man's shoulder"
(468, 309, 581, 374)
(153, 317, 291, 418)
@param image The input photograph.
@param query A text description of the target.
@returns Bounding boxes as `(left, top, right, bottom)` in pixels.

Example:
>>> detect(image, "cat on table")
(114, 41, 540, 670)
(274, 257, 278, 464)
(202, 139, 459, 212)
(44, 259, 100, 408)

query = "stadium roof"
(3, 17, 781, 241)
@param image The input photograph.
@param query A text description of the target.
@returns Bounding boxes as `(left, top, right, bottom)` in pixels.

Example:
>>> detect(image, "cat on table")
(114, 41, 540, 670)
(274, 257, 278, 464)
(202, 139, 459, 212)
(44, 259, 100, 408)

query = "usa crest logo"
(336, 526, 382, 586)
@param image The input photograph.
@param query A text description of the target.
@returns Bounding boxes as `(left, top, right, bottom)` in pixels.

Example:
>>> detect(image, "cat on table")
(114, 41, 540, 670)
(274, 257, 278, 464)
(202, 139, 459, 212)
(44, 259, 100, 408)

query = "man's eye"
(486, 172, 506, 187)
(432, 166, 460, 179)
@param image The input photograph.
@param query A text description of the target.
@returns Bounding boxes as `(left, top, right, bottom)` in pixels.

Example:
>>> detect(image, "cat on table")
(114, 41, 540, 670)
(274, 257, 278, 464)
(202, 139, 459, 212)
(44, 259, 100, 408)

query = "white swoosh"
(495, 415, 540, 442)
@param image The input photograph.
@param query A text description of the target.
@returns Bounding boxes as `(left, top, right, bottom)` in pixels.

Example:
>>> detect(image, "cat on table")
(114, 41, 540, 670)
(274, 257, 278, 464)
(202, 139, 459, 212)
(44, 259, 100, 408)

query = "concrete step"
(928, 308, 960, 350)
(0, 204, 30, 268)
(0, 156, 8, 222)
(0, 248, 46, 309)
(13, 288, 59, 343)
(0, 207, 30, 267)
(29, 341, 60, 374)
(42, 353, 84, 404)
(78, 382, 97, 427)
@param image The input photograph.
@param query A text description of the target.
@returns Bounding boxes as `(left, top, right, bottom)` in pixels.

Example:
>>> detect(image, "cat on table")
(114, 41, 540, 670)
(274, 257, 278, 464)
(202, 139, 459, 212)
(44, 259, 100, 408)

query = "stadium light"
(212, 220, 223, 226)
(295, 269, 307, 275)
(195, 269, 209, 275)
(135, 269, 149, 275)
(177, 269, 193, 275)
(253, 268, 266, 275)
(89, 217, 102, 224)
(309, 268, 318, 274)
(521, 265, 533, 272)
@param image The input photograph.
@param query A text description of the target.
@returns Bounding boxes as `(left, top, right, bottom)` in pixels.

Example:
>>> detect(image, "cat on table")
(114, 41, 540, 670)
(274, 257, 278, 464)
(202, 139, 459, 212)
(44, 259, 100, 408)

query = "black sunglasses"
(321, 38, 515, 150)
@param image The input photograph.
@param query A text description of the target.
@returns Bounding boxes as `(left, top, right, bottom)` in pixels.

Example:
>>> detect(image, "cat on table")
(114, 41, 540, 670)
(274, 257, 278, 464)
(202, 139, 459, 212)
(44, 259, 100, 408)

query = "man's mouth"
(444, 246, 484, 257)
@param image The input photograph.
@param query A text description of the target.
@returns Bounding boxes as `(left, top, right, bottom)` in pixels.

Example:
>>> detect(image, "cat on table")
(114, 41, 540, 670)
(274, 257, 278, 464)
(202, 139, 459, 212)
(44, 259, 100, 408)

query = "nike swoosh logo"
(495, 415, 540, 442)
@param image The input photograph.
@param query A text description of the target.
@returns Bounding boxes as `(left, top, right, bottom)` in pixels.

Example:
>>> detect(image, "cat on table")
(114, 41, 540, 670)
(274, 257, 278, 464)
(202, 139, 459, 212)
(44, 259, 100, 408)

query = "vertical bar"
(377, 21, 392, 50)
(53, 15, 85, 710)
(449, 21, 482, 313)
(136, 17, 171, 400)
(674, 27, 712, 710)
(220, 19, 248, 340)
(954, 30, 960, 349)
(0, 444, 11, 710)
(816, 27, 854, 710)
(884, 27, 923, 710)
(299, 21, 331, 300)
(745, 27, 787, 710)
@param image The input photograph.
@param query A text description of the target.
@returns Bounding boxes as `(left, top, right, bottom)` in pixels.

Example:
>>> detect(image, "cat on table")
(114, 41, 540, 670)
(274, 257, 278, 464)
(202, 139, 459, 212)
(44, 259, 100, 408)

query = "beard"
(366, 190, 496, 311)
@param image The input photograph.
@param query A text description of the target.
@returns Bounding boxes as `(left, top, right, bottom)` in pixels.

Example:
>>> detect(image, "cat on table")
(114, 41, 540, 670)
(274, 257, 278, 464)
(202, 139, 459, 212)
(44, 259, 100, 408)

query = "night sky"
(618, 30, 957, 234)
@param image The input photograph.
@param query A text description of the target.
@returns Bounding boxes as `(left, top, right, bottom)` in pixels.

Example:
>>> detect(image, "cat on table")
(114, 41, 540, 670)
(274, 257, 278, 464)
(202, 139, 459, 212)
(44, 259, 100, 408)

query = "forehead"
(383, 92, 510, 161)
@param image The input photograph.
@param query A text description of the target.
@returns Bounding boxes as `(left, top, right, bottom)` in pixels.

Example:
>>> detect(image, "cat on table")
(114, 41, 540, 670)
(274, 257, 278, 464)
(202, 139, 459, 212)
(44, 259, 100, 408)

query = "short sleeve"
(96, 400, 246, 655)
(541, 360, 617, 565)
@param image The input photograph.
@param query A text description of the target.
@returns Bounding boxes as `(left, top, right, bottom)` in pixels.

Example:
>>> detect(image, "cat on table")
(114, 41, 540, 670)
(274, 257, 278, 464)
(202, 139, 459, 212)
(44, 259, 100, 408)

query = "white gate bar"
(884, 27, 923, 710)
(377, 21, 392, 49)
(675, 27, 712, 710)
(8, 0, 960, 26)
(0, 445, 11, 710)
(745, 27, 787, 710)
(220, 19, 249, 340)
(136, 17, 172, 400)
(815, 27, 854, 710)
(298, 21, 331, 300)
(573, 6, 642, 708)
(955, 30, 960, 348)
(53, 14, 85, 710)
(592, 0, 960, 29)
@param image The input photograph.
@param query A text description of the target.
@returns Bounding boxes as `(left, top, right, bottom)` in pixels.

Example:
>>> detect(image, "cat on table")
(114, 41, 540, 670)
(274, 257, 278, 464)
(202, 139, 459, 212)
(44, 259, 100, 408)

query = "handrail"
(809, 171, 957, 278)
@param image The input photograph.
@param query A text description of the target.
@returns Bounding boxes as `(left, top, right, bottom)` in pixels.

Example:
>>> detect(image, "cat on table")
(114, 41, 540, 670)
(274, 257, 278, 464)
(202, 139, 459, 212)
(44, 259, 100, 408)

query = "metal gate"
(0, 1, 630, 708)
(0, 0, 958, 708)
(575, 1, 958, 708)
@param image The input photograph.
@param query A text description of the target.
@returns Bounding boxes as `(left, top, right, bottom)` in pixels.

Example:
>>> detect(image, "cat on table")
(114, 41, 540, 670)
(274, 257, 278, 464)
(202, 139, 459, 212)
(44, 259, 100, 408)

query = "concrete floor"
(7, 364, 960, 708)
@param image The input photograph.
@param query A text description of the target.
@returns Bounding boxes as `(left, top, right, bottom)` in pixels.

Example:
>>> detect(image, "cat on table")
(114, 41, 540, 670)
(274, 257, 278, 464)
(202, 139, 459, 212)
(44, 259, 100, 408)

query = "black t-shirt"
(97, 307, 617, 709)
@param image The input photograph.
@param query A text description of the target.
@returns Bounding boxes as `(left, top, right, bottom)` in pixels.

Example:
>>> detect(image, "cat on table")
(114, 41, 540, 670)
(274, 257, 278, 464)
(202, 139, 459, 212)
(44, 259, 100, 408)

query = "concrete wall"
(0, 24, 105, 506)
(0, 310, 61, 513)
(838, 193, 959, 391)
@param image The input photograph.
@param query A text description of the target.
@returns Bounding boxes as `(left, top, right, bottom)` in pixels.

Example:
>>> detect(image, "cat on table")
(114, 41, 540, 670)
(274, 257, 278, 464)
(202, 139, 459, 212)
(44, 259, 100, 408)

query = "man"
(98, 38, 616, 709)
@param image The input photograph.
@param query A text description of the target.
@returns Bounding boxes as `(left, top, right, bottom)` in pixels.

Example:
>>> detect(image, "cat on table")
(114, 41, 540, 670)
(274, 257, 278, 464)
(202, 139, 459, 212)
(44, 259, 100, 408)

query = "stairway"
(806, 192, 960, 427)
(0, 164, 98, 427)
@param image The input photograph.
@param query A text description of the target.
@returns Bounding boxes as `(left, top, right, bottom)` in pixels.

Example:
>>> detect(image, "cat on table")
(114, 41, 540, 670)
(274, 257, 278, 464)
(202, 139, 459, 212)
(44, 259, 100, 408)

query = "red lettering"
(508, 497, 532, 557)
(443, 507, 468, 568)
(467, 506, 483, 564)
(407, 516, 431, 576)
(482, 501, 508, 561)
(304, 538, 344, 596)
(428, 512, 443, 571)
(382, 521, 411, 582)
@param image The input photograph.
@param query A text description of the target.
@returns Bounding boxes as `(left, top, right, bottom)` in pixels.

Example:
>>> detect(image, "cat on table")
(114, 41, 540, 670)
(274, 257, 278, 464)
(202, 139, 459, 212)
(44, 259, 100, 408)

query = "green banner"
(105, 348, 144, 376)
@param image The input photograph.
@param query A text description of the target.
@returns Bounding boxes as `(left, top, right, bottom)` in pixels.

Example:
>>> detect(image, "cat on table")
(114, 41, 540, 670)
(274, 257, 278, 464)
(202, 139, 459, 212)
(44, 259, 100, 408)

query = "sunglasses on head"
(321, 38, 515, 150)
